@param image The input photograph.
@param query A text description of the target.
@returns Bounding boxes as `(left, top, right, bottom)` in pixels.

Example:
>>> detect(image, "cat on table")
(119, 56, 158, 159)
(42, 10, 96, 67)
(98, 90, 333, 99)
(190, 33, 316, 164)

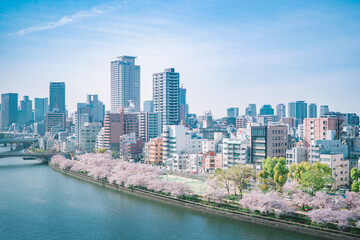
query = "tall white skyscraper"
(153, 68, 180, 126)
(111, 56, 140, 113)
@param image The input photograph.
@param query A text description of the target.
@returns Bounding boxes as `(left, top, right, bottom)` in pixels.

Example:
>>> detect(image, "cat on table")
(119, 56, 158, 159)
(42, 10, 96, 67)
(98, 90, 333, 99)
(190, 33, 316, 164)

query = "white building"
(75, 113, 90, 145)
(78, 122, 102, 152)
(222, 138, 250, 167)
(308, 139, 349, 164)
(95, 127, 106, 150)
(162, 125, 202, 170)
(119, 132, 136, 158)
(111, 56, 140, 112)
(153, 68, 180, 126)
(286, 145, 307, 167)
(202, 132, 223, 154)
(296, 124, 304, 140)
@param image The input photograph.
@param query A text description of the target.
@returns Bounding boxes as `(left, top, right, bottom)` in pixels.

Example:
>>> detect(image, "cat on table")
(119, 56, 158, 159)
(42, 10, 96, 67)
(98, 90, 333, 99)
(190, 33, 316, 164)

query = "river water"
(0, 147, 325, 240)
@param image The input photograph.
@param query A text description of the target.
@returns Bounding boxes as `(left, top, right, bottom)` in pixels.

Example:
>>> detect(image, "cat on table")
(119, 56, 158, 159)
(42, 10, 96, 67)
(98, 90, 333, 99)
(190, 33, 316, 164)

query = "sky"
(0, 0, 359, 118)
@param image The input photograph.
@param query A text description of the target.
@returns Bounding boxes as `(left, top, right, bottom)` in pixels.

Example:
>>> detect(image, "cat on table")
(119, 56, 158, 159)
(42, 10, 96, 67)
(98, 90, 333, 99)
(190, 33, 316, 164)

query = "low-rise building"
(319, 154, 350, 189)
(144, 137, 163, 165)
(286, 145, 307, 167)
(78, 122, 102, 152)
(308, 139, 349, 164)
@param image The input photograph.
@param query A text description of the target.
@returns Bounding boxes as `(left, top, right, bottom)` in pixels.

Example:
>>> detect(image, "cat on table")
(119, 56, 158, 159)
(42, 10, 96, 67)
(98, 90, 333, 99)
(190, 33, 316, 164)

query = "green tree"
(257, 157, 288, 191)
(300, 162, 333, 194)
(215, 169, 234, 195)
(229, 165, 254, 198)
(351, 168, 360, 193)
(288, 161, 311, 184)
(97, 148, 107, 154)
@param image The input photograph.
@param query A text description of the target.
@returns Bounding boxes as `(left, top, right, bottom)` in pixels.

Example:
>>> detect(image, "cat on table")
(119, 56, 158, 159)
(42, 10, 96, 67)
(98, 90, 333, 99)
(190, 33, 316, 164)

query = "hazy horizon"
(1, 0, 359, 118)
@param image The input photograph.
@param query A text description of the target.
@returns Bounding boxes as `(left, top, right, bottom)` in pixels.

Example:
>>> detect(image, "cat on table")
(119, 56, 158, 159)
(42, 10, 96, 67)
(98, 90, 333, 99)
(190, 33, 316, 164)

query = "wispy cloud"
(14, 6, 112, 35)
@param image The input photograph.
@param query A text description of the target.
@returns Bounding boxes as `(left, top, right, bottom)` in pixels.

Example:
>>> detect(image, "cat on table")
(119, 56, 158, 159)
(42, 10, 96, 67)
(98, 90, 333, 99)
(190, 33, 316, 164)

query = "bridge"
(0, 152, 55, 162)
(0, 138, 38, 150)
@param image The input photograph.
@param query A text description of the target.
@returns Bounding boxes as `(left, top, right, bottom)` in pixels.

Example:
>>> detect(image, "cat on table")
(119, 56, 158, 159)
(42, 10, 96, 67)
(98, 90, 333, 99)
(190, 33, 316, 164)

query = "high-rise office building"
(153, 68, 180, 126)
(259, 105, 274, 115)
(110, 56, 140, 113)
(49, 82, 66, 113)
(179, 86, 189, 122)
(308, 103, 317, 118)
(276, 104, 286, 118)
(45, 112, 66, 133)
(345, 113, 359, 126)
(227, 107, 239, 118)
(320, 105, 329, 117)
(34, 98, 48, 123)
(288, 102, 296, 118)
(295, 101, 307, 125)
(18, 96, 33, 126)
(87, 94, 105, 122)
(143, 100, 153, 113)
(245, 104, 256, 117)
(138, 112, 162, 142)
(1, 93, 18, 131)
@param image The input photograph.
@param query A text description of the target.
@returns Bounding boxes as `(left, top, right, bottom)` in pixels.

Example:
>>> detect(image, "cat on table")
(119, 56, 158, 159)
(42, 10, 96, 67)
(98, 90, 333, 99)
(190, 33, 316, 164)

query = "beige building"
(319, 153, 350, 189)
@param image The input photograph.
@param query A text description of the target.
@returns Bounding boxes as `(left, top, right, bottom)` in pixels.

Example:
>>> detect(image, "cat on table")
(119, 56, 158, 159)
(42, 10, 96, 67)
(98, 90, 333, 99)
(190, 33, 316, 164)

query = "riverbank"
(49, 164, 359, 240)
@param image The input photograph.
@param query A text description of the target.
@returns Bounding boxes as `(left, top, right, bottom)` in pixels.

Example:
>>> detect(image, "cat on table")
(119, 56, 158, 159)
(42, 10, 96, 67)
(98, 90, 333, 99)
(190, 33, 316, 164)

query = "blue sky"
(0, 0, 359, 117)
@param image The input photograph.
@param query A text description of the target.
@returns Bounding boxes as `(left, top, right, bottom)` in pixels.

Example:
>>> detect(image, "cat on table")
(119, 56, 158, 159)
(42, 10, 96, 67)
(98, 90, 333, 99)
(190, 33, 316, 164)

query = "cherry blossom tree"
(239, 191, 293, 216)
(51, 153, 193, 198)
(292, 190, 312, 210)
(309, 191, 336, 210)
(204, 177, 228, 203)
(308, 208, 357, 229)
(338, 191, 360, 212)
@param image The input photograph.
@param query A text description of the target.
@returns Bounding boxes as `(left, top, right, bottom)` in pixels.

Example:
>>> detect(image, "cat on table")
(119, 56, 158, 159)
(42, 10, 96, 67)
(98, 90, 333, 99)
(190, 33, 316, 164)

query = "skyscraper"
(259, 105, 274, 115)
(288, 102, 296, 118)
(295, 101, 307, 125)
(227, 107, 239, 118)
(1, 93, 18, 131)
(49, 82, 66, 113)
(276, 104, 286, 118)
(34, 98, 48, 123)
(179, 86, 189, 122)
(87, 94, 105, 123)
(245, 104, 256, 117)
(320, 105, 329, 117)
(111, 56, 140, 113)
(153, 68, 180, 126)
(308, 103, 317, 118)
(18, 96, 33, 126)
(143, 100, 154, 113)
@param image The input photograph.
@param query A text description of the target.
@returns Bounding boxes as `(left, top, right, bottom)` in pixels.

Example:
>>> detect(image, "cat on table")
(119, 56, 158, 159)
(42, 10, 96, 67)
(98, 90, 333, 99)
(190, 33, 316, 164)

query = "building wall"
(45, 112, 65, 133)
(319, 154, 350, 189)
(303, 118, 341, 147)
(111, 56, 140, 112)
(153, 68, 180, 126)
(1, 93, 18, 131)
(145, 137, 163, 164)
(79, 122, 102, 152)
(49, 82, 66, 113)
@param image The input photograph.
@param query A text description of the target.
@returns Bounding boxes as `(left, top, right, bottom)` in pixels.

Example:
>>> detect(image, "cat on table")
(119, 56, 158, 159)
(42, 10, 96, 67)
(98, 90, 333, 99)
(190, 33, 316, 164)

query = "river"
(0, 147, 325, 240)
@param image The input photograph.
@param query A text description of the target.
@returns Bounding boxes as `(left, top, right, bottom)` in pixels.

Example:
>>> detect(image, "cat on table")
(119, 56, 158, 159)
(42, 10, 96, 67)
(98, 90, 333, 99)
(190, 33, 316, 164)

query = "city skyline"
(1, 0, 360, 117)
